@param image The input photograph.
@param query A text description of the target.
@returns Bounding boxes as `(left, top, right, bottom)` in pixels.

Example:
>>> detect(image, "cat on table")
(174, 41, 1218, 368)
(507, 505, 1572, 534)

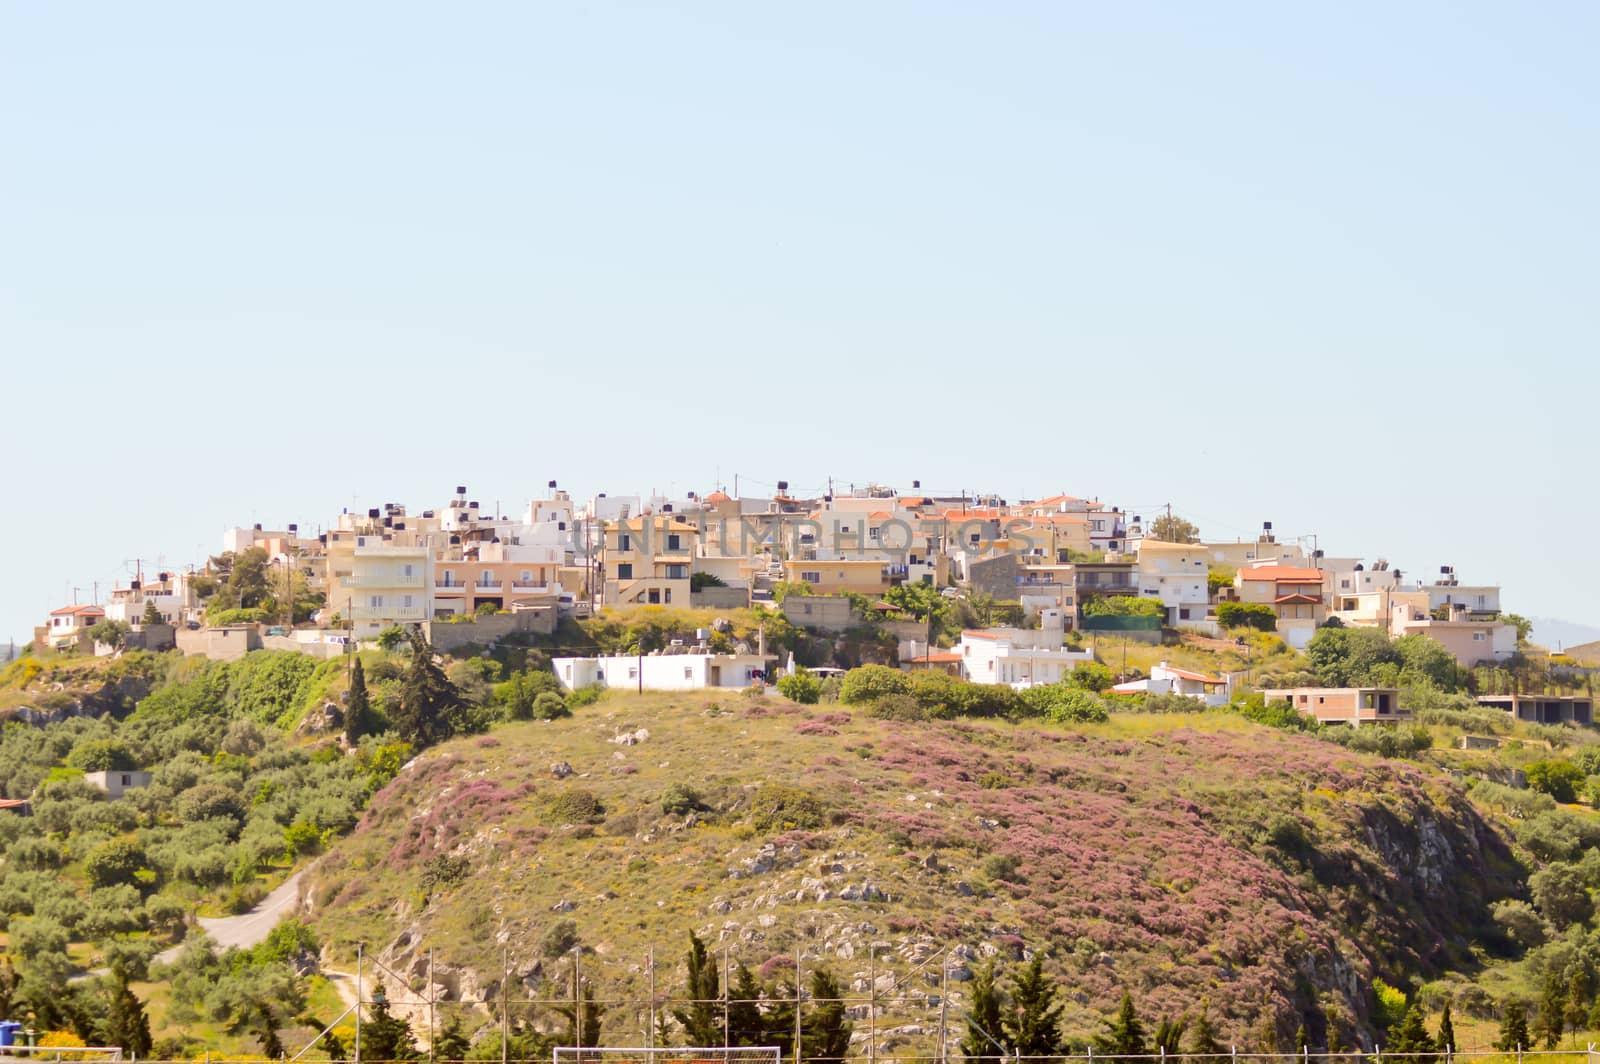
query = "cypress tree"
(1189, 1004, 1224, 1057)
(1156, 1015, 1191, 1055)
(551, 978, 605, 1049)
(363, 995, 420, 1061)
(670, 932, 722, 1046)
(1435, 1002, 1456, 1054)
(103, 975, 152, 1058)
(960, 962, 1006, 1062)
(346, 656, 370, 745)
(392, 629, 465, 748)
(802, 968, 852, 1064)
(727, 963, 765, 1046)
(1095, 992, 1148, 1057)
(1386, 1004, 1436, 1064)
(1540, 974, 1567, 1048)
(1566, 968, 1592, 1034)
(1495, 1001, 1530, 1052)
(1004, 956, 1064, 1057)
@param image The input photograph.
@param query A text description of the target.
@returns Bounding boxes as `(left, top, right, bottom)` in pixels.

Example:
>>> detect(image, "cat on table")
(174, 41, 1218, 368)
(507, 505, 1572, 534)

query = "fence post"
(1231, 1045, 1238, 1064)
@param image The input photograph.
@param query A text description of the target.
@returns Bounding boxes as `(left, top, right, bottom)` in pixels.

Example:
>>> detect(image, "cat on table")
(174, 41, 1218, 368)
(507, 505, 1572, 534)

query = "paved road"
(155, 869, 307, 965)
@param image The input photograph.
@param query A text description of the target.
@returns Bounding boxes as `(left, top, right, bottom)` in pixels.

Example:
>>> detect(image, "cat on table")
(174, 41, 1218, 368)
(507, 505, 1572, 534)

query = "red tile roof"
(1237, 566, 1323, 582)
(961, 630, 1002, 640)
(50, 604, 105, 617)
(908, 652, 962, 664)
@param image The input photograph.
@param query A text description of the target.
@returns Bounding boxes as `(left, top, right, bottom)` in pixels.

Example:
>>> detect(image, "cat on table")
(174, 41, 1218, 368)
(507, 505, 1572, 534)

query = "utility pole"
(647, 948, 655, 1051)
(500, 947, 509, 1064)
(428, 947, 436, 1064)
(355, 944, 363, 1064)
(723, 944, 731, 1049)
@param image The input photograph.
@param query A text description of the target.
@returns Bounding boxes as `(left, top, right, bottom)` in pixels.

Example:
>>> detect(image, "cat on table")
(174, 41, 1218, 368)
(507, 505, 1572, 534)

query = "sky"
(3, 1, 1597, 648)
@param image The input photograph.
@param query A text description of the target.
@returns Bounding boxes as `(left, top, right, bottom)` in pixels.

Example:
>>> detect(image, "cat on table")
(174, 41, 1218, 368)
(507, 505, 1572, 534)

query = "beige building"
(325, 520, 434, 637)
(1236, 564, 1326, 646)
(603, 515, 698, 606)
(1261, 686, 1408, 727)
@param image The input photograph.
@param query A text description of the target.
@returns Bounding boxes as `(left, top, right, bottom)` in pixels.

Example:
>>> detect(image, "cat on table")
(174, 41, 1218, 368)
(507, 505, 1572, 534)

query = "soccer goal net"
(554, 1047, 784, 1064)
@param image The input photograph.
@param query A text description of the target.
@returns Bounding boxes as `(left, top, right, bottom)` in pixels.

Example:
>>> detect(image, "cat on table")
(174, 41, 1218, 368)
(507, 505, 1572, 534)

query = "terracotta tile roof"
(908, 652, 962, 664)
(50, 604, 105, 617)
(961, 630, 1002, 640)
(1274, 593, 1322, 605)
(1237, 566, 1324, 582)
(0, 798, 30, 811)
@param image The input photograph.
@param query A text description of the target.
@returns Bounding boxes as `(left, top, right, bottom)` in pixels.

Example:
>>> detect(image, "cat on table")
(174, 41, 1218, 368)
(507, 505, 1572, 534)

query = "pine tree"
(802, 968, 852, 1064)
(103, 976, 152, 1058)
(1435, 1002, 1456, 1054)
(1295, 1025, 1309, 1052)
(1189, 1004, 1224, 1057)
(551, 978, 605, 1049)
(392, 630, 465, 748)
(1325, 1007, 1348, 1054)
(761, 976, 796, 1060)
(432, 1015, 469, 1062)
(346, 656, 370, 745)
(1540, 974, 1567, 1048)
(1095, 992, 1148, 1057)
(727, 963, 765, 1046)
(670, 932, 723, 1047)
(960, 962, 1006, 1062)
(141, 599, 162, 626)
(1495, 1001, 1530, 1052)
(1005, 956, 1064, 1056)
(1386, 1004, 1436, 1064)
(363, 996, 420, 1061)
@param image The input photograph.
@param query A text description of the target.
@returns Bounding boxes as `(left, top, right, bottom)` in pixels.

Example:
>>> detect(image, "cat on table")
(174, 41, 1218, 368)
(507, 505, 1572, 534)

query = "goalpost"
(554, 1047, 785, 1064)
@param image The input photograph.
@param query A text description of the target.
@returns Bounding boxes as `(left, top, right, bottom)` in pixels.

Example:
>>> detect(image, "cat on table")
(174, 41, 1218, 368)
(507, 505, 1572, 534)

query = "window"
(666, 564, 687, 580)
(369, 595, 383, 608)
(619, 534, 631, 551)
(403, 595, 414, 609)
(1179, 608, 1191, 620)
(663, 589, 672, 603)
(403, 564, 414, 577)
(1473, 631, 1486, 641)
(800, 571, 821, 583)
(520, 571, 531, 583)
(120, 774, 131, 786)
(617, 563, 634, 580)
(667, 534, 682, 550)
(441, 571, 456, 587)
(685, 666, 693, 679)
(648, 589, 661, 604)
(481, 570, 494, 584)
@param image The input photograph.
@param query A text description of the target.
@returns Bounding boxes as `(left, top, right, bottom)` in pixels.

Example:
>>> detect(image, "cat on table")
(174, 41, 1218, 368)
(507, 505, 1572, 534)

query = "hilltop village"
(36, 481, 1568, 727)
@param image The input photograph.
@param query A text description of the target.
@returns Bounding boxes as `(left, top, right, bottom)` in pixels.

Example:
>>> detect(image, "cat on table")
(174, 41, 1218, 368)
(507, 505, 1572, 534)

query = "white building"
(552, 652, 775, 691)
(103, 571, 199, 626)
(83, 769, 154, 799)
(957, 610, 1095, 688)
(1134, 541, 1215, 633)
(1112, 661, 1230, 706)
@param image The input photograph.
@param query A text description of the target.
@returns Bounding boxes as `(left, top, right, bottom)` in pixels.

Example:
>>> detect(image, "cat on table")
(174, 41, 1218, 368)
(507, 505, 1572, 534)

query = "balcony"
(476, 581, 504, 592)
(343, 574, 425, 588)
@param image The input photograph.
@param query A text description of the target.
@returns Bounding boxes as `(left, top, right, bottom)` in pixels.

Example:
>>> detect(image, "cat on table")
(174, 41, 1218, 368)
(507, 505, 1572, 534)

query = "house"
(0, 798, 30, 815)
(1134, 541, 1215, 633)
(84, 769, 154, 799)
(103, 570, 199, 627)
(902, 650, 963, 675)
(319, 502, 443, 637)
(552, 651, 774, 691)
(956, 610, 1094, 688)
(781, 595, 864, 633)
(43, 604, 104, 649)
(1259, 686, 1409, 727)
(1387, 601, 1515, 665)
(1112, 661, 1229, 705)
(603, 515, 699, 606)
(1477, 694, 1593, 725)
(1235, 565, 1327, 648)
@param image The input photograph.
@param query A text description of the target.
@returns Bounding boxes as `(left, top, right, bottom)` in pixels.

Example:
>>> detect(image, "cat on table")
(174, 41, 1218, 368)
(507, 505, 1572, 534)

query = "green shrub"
(1526, 760, 1584, 804)
(1020, 684, 1108, 723)
(565, 685, 604, 709)
(984, 853, 1021, 882)
(537, 788, 605, 825)
(661, 782, 702, 816)
(1217, 602, 1277, 632)
(85, 838, 148, 888)
(749, 783, 825, 832)
(839, 665, 911, 705)
(532, 691, 569, 719)
(866, 693, 927, 721)
(776, 670, 822, 705)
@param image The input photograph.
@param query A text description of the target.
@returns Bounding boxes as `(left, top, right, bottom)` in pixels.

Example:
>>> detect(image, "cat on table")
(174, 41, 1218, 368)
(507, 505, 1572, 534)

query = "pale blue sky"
(3, 2, 1596, 646)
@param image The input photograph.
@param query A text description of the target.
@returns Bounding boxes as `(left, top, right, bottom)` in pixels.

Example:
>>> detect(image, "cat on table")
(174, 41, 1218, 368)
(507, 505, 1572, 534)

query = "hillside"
(304, 693, 1519, 1051)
